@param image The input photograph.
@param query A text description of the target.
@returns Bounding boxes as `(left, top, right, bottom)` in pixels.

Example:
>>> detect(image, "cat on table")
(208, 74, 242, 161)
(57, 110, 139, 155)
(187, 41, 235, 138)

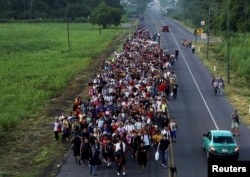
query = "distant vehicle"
(202, 130, 239, 161)
(139, 16, 145, 20)
(162, 26, 170, 32)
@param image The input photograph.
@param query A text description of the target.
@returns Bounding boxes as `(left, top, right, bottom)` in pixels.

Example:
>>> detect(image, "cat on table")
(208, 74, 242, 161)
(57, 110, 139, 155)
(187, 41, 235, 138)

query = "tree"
(85, 0, 102, 10)
(67, 2, 91, 19)
(90, 2, 124, 32)
(104, 0, 122, 9)
(135, 0, 151, 13)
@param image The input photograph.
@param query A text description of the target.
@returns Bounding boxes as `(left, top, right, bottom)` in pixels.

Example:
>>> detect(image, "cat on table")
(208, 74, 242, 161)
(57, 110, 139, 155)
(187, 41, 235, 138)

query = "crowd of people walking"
(53, 26, 179, 176)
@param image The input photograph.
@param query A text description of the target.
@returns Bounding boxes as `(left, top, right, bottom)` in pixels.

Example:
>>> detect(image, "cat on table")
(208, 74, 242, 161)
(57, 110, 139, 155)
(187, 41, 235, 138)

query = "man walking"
(231, 110, 240, 136)
(175, 49, 179, 60)
(88, 145, 100, 176)
(157, 134, 170, 168)
(218, 76, 225, 95)
(115, 137, 126, 176)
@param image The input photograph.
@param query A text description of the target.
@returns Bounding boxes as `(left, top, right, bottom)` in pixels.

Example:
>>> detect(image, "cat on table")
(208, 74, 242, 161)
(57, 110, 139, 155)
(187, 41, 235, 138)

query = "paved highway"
(56, 1, 250, 177)
(145, 1, 250, 176)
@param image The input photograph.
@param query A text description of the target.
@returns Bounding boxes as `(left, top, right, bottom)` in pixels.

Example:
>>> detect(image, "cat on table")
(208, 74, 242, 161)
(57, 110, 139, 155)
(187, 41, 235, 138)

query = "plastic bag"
(155, 151, 159, 161)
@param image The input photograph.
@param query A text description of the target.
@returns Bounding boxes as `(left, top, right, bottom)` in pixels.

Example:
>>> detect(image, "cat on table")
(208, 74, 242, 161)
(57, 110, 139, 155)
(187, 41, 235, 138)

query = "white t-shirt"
(141, 134, 150, 146)
(125, 124, 134, 135)
(115, 142, 126, 153)
(53, 122, 61, 131)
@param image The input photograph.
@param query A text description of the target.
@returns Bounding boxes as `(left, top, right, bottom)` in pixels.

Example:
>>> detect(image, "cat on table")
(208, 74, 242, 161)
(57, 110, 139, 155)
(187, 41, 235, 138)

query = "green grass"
(0, 23, 122, 132)
(0, 21, 134, 177)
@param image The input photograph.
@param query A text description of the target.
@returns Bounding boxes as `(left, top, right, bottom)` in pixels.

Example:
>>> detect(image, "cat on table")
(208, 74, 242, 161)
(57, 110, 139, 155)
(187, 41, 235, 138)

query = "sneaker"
(123, 172, 126, 176)
(164, 165, 167, 168)
(162, 164, 164, 167)
(107, 163, 111, 168)
(117, 172, 120, 176)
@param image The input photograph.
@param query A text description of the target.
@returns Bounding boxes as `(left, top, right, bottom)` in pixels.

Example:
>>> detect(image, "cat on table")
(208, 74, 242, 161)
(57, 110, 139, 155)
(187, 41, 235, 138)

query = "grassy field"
(0, 22, 133, 177)
(0, 23, 123, 132)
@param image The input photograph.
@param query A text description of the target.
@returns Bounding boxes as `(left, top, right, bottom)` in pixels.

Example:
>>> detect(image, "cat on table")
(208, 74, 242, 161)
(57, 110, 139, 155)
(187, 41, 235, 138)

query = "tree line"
(0, 0, 152, 28)
(0, 0, 122, 20)
(164, 0, 250, 34)
(163, 0, 250, 84)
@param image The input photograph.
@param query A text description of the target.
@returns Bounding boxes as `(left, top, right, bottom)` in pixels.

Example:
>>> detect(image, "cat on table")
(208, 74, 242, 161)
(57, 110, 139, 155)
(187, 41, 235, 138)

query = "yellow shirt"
(161, 103, 168, 112)
(152, 134, 162, 144)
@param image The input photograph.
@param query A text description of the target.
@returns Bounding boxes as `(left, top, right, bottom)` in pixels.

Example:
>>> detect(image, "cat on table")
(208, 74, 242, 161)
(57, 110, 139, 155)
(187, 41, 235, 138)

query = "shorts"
(145, 145, 150, 150)
(170, 130, 177, 138)
(138, 157, 147, 166)
(231, 122, 239, 128)
(73, 149, 80, 157)
(116, 157, 126, 166)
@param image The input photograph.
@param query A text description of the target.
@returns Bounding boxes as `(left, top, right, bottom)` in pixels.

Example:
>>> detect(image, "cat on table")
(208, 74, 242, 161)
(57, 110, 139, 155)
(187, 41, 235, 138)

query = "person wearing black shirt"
(175, 49, 179, 60)
(157, 134, 170, 168)
(88, 145, 100, 176)
(80, 138, 91, 168)
(102, 138, 114, 168)
(70, 135, 82, 165)
(130, 132, 141, 160)
(172, 82, 178, 99)
(161, 114, 169, 129)
(136, 142, 148, 174)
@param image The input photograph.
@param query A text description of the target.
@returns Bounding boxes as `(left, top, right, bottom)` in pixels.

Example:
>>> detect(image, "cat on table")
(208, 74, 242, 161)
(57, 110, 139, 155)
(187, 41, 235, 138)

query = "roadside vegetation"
(0, 23, 122, 132)
(197, 35, 250, 126)
(0, 23, 133, 177)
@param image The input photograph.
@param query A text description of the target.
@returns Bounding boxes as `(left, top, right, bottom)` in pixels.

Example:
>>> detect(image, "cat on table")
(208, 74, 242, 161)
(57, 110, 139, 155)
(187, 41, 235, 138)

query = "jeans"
(170, 130, 177, 140)
(161, 150, 168, 166)
(218, 87, 223, 95)
(89, 164, 97, 175)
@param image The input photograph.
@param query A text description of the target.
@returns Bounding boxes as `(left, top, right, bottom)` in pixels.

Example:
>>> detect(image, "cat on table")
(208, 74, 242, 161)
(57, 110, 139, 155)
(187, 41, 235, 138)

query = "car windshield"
(213, 136, 235, 144)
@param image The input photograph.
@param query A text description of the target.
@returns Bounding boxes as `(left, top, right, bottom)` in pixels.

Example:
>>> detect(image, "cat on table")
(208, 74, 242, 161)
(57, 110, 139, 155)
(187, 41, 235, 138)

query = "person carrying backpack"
(141, 130, 151, 160)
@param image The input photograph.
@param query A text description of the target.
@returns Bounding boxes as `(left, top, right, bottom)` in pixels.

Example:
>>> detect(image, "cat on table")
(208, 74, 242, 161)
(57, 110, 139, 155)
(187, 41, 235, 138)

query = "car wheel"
(202, 142, 205, 151)
(206, 151, 211, 160)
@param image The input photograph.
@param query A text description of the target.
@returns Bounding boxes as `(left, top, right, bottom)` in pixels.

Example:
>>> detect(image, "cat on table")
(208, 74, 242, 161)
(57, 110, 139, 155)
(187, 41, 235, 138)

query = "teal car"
(202, 130, 239, 160)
